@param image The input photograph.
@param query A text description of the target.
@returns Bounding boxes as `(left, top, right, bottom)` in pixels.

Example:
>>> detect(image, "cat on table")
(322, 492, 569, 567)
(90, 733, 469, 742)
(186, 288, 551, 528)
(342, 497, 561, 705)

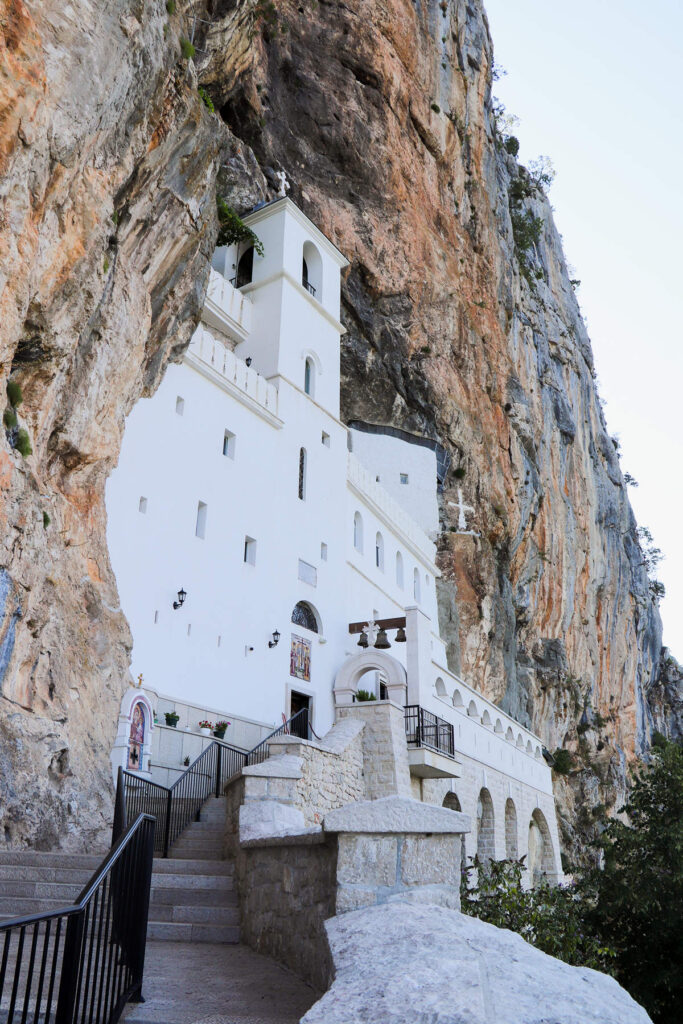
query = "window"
(235, 246, 254, 288)
(321, 431, 330, 447)
(395, 551, 404, 589)
(353, 511, 363, 552)
(187, 624, 192, 637)
(298, 559, 317, 586)
(244, 536, 256, 565)
(138, 496, 147, 514)
(375, 532, 384, 571)
(302, 241, 322, 297)
(298, 447, 307, 500)
(195, 501, 207, 539)
(222, 430, 236, 458)
(320, 542, 328, 561)
(304, 358, 315, 397)
(400, 473, 409, 485)
(413, 567, 421, 602)
(154, 610, 159, 624)
(291, 601, 319, 633)
(175, 396, 184, 416)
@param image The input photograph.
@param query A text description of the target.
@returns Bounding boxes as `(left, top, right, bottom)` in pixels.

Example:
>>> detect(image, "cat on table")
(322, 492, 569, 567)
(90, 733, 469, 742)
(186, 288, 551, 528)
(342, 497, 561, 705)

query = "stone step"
(0, 864, 95, 884)
(152, 857, 233, 875)
(0, 880, 238, 920)
(148, 901, 239, 925)
(169, 847, 224, 860)
(146, 921, 240, 943)
(180, 822, 225, 833)
(0, 851, 102, 869)
(150, 885, 235, 907)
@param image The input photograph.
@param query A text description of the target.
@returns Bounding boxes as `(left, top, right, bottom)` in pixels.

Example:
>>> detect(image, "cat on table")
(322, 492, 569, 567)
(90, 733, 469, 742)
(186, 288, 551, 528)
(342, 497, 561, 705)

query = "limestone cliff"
(0, 0, 680, 858)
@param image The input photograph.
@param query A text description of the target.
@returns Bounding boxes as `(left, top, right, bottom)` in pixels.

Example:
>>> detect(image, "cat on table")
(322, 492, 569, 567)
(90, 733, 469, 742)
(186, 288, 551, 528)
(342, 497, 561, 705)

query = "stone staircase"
(0, 796, 239, 944)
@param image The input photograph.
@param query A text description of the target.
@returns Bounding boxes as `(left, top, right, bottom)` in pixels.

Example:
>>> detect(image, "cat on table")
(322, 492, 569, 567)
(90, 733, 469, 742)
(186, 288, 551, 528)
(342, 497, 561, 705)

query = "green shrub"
(42, 511, 50, 529)
(198, 87, 215, 113)
(510, 209, 542, 253)
(355, 689, 376, 702)
(430, 103, 441, 113)
(453, 466, 466, 480)
(552, 748, 572, 774)
(216, 198, 264, 255)
(504, 135, 519, 156)
(111, 210, 119, 226)
(166, 0, 176, 13)
(103, 257, 110, 273)
(15, 428, 32, 457)
(6, 379, 22, 408)
(3, 407, 17, 429)
(180, 37, 195, 60)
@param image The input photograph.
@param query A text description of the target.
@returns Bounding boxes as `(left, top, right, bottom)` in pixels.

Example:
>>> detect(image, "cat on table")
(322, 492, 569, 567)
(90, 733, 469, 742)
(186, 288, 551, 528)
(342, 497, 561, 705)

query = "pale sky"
(484, 0, 682, 653)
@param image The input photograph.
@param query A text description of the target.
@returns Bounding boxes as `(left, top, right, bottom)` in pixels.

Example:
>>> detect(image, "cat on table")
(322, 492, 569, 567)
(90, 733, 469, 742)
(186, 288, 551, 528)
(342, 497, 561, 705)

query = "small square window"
(138, 496, 148, 514)
(298, 559, 317, 586)
(223, 430, 236, 458)
(321, 432, 330, 447)
(400, 473, 409, 485)
(320, 542, 328, 561)
(175, 396, 185, 416)
(244, 536, 257, 565)
(195, 501, 207, 539)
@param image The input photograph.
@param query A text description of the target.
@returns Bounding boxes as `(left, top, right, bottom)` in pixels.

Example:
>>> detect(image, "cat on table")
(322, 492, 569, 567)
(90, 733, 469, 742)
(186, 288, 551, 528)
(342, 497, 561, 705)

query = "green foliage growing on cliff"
(180, 38, 195, 60)
(216, 198, 264, 256)
(3, 407, 17, 429)
(6, 379, 23, 408)
(637, 525, 666, 602)
(43, 511, 50, 529)
(198, 87, 215, 113)
(464, 739, 683, 1023)
(15, 428, 32, 458)
(166, 1, 176, 13)
(551, 748, 572, 774)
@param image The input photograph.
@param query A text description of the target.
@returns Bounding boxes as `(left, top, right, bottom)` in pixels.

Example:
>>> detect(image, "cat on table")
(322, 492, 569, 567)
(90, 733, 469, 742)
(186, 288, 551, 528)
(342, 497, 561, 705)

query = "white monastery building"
(106, 198, 562, 882)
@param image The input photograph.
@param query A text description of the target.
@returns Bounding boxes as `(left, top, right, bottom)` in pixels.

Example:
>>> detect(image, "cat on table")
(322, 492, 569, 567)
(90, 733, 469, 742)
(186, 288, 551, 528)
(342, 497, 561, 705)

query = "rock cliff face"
(0, 0, 680, 857)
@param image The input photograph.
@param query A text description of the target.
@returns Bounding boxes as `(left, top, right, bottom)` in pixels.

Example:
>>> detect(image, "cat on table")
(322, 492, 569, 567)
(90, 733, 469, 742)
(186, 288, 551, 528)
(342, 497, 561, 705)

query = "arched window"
(291, 601, 319, 633)
(353, 511, 363, 553)
(443, 792, 467, 875)
(298, 447, 307, 500)
(395, 551, 404, 589)
(505, 798, 518, 859)
(235, 246, 254, 288)
(304, 357, 314, 397)
(476, 788, 495, 864)
(435, 677, 447, 697)
(375, 532, 384, 571)
(302, 241, 322, 297)
(413, 567, 421, 602)
(527, 808, 557, 885)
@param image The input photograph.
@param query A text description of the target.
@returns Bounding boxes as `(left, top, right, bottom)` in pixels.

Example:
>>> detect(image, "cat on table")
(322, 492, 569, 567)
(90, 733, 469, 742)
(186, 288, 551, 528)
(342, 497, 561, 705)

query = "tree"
(582, 738, 683, 1023)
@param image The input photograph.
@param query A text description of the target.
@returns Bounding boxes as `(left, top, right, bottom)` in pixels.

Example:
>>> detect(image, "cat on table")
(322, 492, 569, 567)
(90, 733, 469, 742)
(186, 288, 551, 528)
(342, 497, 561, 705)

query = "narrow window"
(375, 532, 384, 571)
(154, 610, 159, 624)
(320, 542, 328, 561)
(222, 430, 236, 458)
(400, 472, 409, 485)
(298, 447, 307, 500)
(235, 246, 254, 288)
(376, 475, 381, 482)
(187, 623, 192, 637)
(304, 358, 314, 397)
(195, 501, 207, 539)
(396, 551, 404, 589)
(138, 496, 148, 514)
(217, 635, 221, 647)
(175, 396, 184, 416)
(244, 536, 256, 565)
(321, 431, 330, 447)
(413, 567, 421, 602)
(353, 511, 363, 553)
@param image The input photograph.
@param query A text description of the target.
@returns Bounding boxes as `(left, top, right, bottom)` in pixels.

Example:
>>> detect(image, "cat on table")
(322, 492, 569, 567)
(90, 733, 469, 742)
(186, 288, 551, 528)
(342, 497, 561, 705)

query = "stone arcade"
(106, 197, 562, 882)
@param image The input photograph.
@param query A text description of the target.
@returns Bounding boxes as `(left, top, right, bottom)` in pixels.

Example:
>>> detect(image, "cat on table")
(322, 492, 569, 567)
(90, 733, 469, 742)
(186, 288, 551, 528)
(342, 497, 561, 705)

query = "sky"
(483, 0, 683, 652)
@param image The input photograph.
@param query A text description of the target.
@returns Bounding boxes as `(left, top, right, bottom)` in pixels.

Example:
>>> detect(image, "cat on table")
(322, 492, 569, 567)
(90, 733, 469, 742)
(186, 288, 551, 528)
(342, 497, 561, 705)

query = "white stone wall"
(336, 702, 413, 799)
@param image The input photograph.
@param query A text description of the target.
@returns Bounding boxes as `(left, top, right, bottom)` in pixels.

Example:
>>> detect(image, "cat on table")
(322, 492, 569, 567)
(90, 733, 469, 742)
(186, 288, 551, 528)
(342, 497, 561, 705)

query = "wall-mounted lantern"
(172, 588, 187, 610)
(268, 629, 281, 648)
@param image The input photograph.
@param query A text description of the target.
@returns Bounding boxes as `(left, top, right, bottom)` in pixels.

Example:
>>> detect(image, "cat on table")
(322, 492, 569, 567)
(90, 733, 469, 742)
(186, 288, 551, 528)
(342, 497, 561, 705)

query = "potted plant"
(198, 719, 214, 736)
(214, 720, 231, 740)
(165, 711, 180, 727)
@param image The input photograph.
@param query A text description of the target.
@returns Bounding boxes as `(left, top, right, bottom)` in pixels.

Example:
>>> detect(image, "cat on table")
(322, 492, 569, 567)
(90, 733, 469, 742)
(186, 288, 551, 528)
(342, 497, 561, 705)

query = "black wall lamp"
(268, 629, 281, 648)
(173, 587, 187, 610)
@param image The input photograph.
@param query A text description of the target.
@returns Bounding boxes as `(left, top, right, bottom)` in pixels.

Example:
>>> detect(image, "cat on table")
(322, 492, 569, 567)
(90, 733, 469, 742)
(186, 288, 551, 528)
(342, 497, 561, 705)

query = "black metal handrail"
(302, 279, 317, 297)
(246, 707, 311, 766)
(0, 813, 155, 1024)
(404, 705, 455, 759)
(115, 709, 312, 856)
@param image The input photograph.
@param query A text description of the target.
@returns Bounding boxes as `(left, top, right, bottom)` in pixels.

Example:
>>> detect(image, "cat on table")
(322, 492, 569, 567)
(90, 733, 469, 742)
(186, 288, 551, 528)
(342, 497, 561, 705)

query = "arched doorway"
(476, 788, 495, 865)
(127, 700, 147, 771)
(505, 798, 518, 859)
(443, 791, 467, 876)
(235, 245, 254, 288)
(527, 808, 557, 885)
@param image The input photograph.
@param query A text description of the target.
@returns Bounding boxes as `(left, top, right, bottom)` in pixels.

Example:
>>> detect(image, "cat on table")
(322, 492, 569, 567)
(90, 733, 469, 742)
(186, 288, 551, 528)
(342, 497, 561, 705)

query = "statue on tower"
(276, 169, 290, 198)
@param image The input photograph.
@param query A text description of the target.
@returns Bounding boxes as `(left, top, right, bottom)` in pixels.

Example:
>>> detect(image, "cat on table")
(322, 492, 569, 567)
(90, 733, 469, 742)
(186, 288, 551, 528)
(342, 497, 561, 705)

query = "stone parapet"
(335, 701, 413, 799)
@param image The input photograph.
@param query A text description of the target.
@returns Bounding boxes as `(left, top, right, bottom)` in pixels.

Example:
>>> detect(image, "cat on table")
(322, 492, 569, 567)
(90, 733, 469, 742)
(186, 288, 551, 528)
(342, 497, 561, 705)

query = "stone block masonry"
(335, 700, 413, 799)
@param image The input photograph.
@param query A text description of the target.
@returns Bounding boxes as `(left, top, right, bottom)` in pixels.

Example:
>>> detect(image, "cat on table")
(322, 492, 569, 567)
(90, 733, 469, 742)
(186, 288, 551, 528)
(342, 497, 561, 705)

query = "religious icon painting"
(127, 700, 146, 771)
(290, 634, 311, 682)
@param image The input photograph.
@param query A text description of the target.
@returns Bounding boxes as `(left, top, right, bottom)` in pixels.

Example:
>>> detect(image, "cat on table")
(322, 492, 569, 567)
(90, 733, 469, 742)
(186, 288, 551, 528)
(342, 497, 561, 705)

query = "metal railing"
(404, 705, 455, 759)
(302, 279, 317, 297)
(246, 708, 311, 767)
(115, 741, 247, 857)
(0, 813, 155, 1024)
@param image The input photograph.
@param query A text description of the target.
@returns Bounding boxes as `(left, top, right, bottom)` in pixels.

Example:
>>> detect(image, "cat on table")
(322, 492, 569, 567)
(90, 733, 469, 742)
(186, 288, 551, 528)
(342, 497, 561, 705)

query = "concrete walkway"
(122, 942, 320, 1024)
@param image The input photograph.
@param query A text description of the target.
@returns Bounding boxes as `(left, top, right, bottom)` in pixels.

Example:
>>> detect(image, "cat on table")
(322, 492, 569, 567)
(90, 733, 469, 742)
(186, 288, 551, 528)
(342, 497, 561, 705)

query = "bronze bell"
(374, 628, 391, 650)
(357, 630, 369, 648)
(394, 626, 407, 643)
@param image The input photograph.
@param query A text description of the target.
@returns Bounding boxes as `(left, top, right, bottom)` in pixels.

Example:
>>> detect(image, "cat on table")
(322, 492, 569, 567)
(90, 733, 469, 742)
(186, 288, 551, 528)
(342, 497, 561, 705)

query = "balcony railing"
(404, 705, 455, 759)
(302, 279, 317, 297)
